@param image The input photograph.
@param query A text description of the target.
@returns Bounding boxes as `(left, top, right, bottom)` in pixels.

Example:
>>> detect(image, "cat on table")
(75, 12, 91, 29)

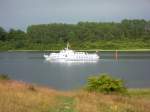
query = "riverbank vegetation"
(86, 73, 127, 94)
(0, 19, 150, 50)
(0, 74, 150, 112)
(0, 74, 10, 80)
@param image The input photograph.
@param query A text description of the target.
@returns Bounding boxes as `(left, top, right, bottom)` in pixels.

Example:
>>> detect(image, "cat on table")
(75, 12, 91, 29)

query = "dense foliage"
(86, 73, 126, 93)
(0, 74, 10, 80)
(0, 19, 150, 50)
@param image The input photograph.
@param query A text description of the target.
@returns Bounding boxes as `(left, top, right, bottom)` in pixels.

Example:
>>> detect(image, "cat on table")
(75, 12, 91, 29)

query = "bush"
(0, 74, 10, 80)
(86, 73, 127, 93)
(27, 85, 36, 92)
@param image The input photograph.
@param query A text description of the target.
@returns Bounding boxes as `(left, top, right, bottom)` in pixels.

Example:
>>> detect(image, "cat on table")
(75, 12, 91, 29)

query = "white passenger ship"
(44, 43, 99, 62)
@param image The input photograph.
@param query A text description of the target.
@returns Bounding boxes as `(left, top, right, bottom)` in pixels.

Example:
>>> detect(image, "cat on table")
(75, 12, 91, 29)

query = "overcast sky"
(0, 0, 150, 30)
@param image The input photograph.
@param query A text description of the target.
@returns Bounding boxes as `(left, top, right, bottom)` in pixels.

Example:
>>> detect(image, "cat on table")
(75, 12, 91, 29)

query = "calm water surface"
(0, 51, 150, 90)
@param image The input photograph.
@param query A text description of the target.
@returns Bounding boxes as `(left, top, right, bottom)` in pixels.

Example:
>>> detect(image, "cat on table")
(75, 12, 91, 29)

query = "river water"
(0, 51, 150, 90)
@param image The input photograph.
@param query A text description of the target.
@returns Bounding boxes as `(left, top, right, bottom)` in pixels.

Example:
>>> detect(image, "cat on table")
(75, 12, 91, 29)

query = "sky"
(0, 0, 150, 31)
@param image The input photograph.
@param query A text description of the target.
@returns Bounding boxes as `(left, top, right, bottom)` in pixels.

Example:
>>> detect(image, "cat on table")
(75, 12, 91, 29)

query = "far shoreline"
(3, 49, 150, 52)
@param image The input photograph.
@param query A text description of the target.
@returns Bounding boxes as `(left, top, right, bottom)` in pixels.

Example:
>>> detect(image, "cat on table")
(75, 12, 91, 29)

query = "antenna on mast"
(67, 42, 69, 50)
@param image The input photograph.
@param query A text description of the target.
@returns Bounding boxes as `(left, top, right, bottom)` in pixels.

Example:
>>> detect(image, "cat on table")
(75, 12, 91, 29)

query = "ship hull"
(44, 54, 99, 62)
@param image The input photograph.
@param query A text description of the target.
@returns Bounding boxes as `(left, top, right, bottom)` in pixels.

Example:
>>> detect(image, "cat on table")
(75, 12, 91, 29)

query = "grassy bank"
(0, 80, 150, 112)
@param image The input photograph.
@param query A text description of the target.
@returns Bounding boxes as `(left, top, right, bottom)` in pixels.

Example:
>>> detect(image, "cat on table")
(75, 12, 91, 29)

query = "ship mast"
(67, 42, 69, 50)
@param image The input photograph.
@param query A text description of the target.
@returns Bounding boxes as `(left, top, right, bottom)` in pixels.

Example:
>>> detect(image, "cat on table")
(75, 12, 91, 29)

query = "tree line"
(0, 19, 150, 50)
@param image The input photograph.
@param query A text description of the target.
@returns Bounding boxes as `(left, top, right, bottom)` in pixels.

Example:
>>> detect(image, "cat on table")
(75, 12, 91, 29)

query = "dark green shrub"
(86, 73, 127, 93)
(0, 74, 10, 80)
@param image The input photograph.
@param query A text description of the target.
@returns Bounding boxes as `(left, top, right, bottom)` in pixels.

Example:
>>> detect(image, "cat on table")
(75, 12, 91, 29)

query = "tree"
(0, 19, 150, 50)
(0, 27, 7, 41)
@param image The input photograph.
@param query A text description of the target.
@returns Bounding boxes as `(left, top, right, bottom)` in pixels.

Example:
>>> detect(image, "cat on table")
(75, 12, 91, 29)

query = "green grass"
(51, 96, 76, 112)
(128, 88, 150, 99)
